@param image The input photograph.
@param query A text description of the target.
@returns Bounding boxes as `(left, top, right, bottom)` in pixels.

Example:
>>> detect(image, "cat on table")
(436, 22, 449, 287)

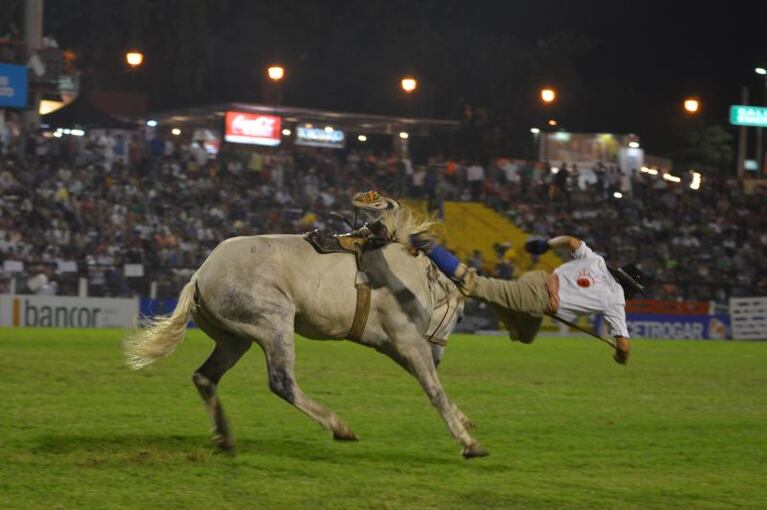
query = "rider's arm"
(604, 304, 631, 365)
(547, 235, 581, 253)
(614, 336, 630, 365)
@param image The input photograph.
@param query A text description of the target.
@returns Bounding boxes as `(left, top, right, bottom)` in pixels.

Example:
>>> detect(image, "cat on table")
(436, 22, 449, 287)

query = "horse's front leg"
(386, 339, 487, 458)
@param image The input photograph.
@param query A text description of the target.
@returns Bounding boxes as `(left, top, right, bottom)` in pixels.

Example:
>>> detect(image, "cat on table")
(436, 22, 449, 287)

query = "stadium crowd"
(0, 129, 765, 302)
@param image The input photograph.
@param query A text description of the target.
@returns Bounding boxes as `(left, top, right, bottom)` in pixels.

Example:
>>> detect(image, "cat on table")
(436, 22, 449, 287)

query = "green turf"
(1, 328, 765, 510)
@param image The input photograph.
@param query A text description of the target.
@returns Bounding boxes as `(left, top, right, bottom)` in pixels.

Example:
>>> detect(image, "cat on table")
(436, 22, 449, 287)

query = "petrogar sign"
(596, 313, 730, 340)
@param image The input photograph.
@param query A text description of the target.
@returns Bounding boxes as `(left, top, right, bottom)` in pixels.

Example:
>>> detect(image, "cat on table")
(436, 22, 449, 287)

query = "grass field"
(1, 328, 766, 509)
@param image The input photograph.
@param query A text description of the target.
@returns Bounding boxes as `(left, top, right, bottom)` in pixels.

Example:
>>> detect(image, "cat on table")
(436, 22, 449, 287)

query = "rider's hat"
(352, 190, 401, 212)
(609, 263, 648, 297)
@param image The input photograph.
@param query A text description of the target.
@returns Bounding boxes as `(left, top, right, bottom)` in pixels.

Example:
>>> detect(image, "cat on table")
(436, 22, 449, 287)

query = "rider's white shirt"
(553, 242, 629, 338)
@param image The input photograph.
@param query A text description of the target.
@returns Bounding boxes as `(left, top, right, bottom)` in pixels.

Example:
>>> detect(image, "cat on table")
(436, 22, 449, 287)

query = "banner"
(224, 111, 281, 146)
(0, 63, 28, 108)
(139, 298, 195, 327)
(729, 297, 767, 340)
(0, 295, 138, 328)
(295, 125, 345, 149)
(626, 300, 710, 315)
(595, 313, 730, 340)
(540, 132, 629, 167)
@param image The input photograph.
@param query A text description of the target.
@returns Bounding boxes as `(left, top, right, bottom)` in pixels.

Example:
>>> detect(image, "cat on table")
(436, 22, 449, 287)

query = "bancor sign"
(0, 295, 138, 328)
(224, 111, 281, 146)
(730, 105, 767, 128)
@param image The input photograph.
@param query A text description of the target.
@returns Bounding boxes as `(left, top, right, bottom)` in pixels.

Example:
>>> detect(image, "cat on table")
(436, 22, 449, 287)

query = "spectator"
(466, 160, 484, 200)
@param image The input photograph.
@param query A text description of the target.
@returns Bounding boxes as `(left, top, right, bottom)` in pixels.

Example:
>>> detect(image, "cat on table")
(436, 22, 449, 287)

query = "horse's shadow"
(28, 433, 481, 468)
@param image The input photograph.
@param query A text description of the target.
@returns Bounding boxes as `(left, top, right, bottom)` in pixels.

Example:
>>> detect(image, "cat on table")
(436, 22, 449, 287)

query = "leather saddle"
(304, 229, 369, 258)
(303, 229, 378, 342)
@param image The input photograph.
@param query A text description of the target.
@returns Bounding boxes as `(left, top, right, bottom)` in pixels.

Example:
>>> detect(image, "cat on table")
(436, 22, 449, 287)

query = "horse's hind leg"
(236, 319, 357, 441)
(192, 312, 252, 452)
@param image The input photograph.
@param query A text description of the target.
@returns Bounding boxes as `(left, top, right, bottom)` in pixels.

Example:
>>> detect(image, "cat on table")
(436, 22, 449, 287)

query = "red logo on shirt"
(576, 269, 594, 288)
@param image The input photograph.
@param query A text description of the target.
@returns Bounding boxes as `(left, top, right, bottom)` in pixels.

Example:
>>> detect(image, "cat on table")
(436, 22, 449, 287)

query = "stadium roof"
(148, 102, 460, 136)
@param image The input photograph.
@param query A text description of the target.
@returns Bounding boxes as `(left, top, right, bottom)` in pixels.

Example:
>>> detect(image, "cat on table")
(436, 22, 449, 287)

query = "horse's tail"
(124, 273, 198, 370)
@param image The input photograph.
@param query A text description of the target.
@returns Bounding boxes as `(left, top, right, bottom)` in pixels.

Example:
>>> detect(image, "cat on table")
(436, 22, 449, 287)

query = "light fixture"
(267, 65, 285, 81)
(663, 173, 681, 183)
(171, 128, 181, 136)
(640, 166, 659, 175)
(282, 128, 292, 136)
(399, 131, 409, 139)
(324, 126, 334, 133)
(401, 77, 417, 93)
(684, 98, 700, 113)
(125, 51, 144, 67)
(690, 171, 701, 190)
(530, 128, 540, 134)
(146, 120, 157, 127)
(357, 135, 367, 142)
(613, 192, 623, 198)
(540, 88, 556, 103)
(628, 141, 640, 148)
(755, 67, 767, 76)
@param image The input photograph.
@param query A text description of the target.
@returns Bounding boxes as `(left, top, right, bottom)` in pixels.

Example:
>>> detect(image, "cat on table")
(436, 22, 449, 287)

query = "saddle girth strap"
(348, 271, 371, 341)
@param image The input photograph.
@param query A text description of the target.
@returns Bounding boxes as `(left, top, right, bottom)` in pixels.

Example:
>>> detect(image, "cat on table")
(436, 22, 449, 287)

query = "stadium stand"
(1, 131, 765, 302)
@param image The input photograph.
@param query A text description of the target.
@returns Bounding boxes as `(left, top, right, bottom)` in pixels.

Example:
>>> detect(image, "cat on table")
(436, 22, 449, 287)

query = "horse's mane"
(376, 204, 457, 303)
(379, 204, 441, 246)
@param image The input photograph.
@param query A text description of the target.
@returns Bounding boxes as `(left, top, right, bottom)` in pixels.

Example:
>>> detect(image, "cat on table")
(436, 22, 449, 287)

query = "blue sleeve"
(428, 245, 461, 276)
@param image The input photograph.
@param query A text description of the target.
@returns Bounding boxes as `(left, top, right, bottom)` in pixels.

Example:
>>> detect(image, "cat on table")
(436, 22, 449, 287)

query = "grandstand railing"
(0, 264, 758, 304)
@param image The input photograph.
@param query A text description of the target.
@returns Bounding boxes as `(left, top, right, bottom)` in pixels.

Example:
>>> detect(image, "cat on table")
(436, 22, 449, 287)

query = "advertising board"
(0, 63, 28, 108)
(540, 132, 629, 167)
(139, 298, 195, 327)
(224, 111, 281, 146)
(729, 297, 767, 339)
(295, 124, 345, 148)
(0, 295, 138, 328)
(594, 313, 730, 340)
(730, 105, 767, 128)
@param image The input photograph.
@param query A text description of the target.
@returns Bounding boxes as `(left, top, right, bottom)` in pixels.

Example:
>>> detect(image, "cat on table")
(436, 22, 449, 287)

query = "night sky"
(7, 0, 767, 157)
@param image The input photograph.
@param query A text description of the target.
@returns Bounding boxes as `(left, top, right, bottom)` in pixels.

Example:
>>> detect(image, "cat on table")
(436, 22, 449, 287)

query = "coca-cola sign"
(224, 111, 282, 146)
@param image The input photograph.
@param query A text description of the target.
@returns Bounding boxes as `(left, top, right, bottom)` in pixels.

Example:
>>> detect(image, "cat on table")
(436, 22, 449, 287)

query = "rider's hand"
(409, 232, 436, 253)
(524, 238, 550, 255)
(613, 336, 630, 365)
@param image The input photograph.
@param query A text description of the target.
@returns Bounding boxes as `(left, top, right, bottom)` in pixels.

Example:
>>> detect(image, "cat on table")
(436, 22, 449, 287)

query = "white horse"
(125, 208, 488, 458)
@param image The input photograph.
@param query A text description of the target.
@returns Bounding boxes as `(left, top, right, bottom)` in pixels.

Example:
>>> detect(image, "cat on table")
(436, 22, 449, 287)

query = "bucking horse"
(124, 205, 488, 458)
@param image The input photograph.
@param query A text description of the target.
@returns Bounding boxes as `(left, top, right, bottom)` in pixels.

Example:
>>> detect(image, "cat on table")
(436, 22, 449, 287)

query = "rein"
(425, 286, 461, 346)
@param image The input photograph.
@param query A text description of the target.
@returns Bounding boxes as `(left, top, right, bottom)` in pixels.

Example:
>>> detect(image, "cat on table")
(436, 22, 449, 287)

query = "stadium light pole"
(755, 67, 767, 173)
(400, 76, 418, 119)
(125, 50, 144, 92)
(267, 64, 285, 108)
(530, 127, 541, 160)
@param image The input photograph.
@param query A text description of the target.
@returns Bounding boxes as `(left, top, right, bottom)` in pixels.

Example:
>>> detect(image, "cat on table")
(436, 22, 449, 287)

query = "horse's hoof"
(214, 436, 236, 454)
(462, 443, 489, 459)
(333, 430, 358, 441)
